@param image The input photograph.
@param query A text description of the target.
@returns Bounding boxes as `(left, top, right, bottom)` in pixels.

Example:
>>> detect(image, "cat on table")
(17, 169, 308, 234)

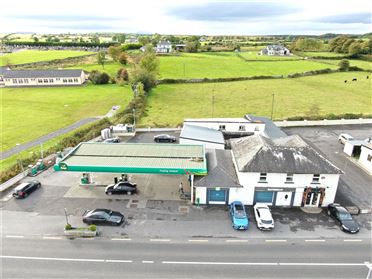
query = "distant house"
(156, 41, 172, 53)
(125, 37, 138, 43)
(0, 69, 87, 87)
(260, 45, 290, 56)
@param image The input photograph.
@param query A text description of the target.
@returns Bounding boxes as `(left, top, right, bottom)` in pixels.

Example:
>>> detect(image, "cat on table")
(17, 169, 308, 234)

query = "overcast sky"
(1, 0, 371, 35)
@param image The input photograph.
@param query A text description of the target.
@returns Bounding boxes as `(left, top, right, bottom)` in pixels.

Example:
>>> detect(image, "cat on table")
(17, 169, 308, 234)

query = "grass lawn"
(0, 50, 94, 66)
(140, 72, 371, 127)
(1, 84, 132, 152)
(66, 62, 127, 77)
(159, 52, 338, 79)
(313, 59, 372, 70)
(297, 52, 347, 57)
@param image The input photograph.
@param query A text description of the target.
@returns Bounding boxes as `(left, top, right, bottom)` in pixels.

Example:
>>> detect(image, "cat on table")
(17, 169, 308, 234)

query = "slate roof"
(194, 149, 242, 188)
(230, 134, 342, 174)
(157, 41, 171, 46)
(2, 69, 83, 79)
(245, 114, 287, 139)
(180, 125, 225, 145)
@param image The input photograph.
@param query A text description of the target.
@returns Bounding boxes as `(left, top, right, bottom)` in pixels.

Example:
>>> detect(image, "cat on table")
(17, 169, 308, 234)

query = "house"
(156, 41, 172, 53)
(125, 37, 138, 43)
(183, 114, 266, 138)
(358, 143, 372, 174)
(193, 134, 342, 207)
(180, 124, 225, 150)
(0, 69, 87, 87)
(260, 45, 290, 56)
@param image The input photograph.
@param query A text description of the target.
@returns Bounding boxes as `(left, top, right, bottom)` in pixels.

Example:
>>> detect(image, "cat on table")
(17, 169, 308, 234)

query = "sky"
(1, 0, 371, 35)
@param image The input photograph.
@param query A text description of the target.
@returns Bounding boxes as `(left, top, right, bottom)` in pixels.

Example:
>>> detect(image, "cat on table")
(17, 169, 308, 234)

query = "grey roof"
(157, 41, 171, 46)
(2, 69, 83, 79)
(194, 149, 242, 188)
(180, 125, 225, 145)
(362, 143, 372, 150)
(245, 115, 287, 139)
(0, 67, 10, 75)
(346, 140, 369, 146)
(231, 134, 342, 174)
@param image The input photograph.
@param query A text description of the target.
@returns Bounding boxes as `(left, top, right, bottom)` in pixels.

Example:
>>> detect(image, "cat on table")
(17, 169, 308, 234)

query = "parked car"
(103, 137, 120, 143)
(327, 203, 359, 234)
(338, 133, 354, 144)
(105, 181, 137, 195)
(82, 209, 124, 226)
(253, 204, 274, 231)
(12, 180, 41, 199)
(229, 201, 249, 230)
(154, 134, 176, 143)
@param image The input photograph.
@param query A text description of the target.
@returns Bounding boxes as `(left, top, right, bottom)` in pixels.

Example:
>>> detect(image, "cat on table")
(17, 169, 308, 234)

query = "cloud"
(7, 14, 121, 22)
(315, 12, 371, 24)
(168, 2, 300, 22)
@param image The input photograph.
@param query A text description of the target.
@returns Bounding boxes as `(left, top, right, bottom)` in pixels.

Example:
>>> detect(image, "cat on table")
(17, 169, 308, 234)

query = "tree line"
(329, 36, 371, 56)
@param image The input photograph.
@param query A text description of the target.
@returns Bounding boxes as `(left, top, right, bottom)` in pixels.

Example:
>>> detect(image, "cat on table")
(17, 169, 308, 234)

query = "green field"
(1, 84, 132, 151)
(297, 52, 347, 57)
(158, 52, 338, 79)
(314, 59, 372, 70)
(140, 72, 371, 127)
(67, 62, 126, 77)
(0, 50, 94, 66)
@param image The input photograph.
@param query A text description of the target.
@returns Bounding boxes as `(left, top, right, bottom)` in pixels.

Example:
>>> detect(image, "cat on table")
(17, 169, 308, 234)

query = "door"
(276, 192, 292, 206)
(208, 189, 227, 204)
(305, 191, 320, 207)
(255, 191, 274, 204)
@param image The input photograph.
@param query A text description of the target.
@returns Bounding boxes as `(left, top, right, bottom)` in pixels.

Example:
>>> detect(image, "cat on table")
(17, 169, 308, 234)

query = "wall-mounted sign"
(215, 187, 220, 191)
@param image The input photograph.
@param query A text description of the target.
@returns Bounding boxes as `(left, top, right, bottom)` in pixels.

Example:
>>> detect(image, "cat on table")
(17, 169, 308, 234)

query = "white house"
(156, 41, 172, 53)
(193, 134, 342, 207)
(183, 114, 266, 138)
(358, 143, 372, 174)
(260, 45, 290, 56)
(0, 69, 87, 87)
(180, 124, 225, 150)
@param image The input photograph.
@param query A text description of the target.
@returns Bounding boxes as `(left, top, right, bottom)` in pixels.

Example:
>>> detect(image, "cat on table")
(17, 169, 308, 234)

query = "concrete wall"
(179, 138, 225, 150)
(359, 146, 372, 173)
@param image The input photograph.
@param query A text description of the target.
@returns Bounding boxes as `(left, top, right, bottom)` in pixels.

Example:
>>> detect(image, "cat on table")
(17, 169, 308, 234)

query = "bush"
(65, 224, 72, 230)
(118, 53, 128, 65)
(89, 70, 110, 84)
(117, 68, 129, 81)
(89, 225, 97, 231)
(338, 59, 350, 71)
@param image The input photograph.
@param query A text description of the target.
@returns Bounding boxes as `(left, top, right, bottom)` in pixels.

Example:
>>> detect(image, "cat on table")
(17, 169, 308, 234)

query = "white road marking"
(162, 261, 366, 266)
(305, 239, 325, 242)
(188, 239, 209, 243)
(142, 260, 154, 264)
(265, 240, 287, 243)
(150, 239, 171, 242)
(106, 259, 133, 263)
(225, 239, 249, 243)
(6, 235, 24, 238)
(1, 255, 104, 262)
(343, 239, 362, 242)
(111, 238, 132, 241)
(43, 236, 62, 240)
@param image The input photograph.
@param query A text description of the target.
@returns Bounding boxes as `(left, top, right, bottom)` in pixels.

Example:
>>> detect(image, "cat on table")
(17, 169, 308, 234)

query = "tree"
(33, 36, 39, 42)
(129, 67, 156, 92)
(90, 36, 100, 44)
(338, 59, 350, 71)
(117, 68, 129, 82)
(97, 51, 106, 69)
(118, 52, 128, 65)
(89, 70, 110, 84)
(185, 41, 200, 53)
(348, 41, 362, 56)
(108, 46, 121, 61)
(139, 45, 159, 73)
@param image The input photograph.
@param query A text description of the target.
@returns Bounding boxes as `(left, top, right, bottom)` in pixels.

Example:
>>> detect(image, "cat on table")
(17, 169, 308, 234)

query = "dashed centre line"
(142, 260, 154, 264)
(6, 235, 24, 239)
(343, 239, 362, 242)
(265, 240, 287, 243)
(111, 238, 132, 241)
(150, 239, 171, 242)
(43, 236, 62, 240)
(225, 240, 249, 243)
(188, 239, 209, 243)
(305, 239, 325, 242)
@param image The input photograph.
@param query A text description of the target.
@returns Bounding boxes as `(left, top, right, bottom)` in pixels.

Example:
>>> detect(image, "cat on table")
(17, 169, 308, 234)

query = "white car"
(338, 133, 354, 144)
(254, 204, 274, 231)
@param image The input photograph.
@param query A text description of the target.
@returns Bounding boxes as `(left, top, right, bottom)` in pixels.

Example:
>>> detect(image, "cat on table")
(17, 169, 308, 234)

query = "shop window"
(286, 173, 293, 183)
(312, 174, 320, 183)
(259, 173, 267, 182)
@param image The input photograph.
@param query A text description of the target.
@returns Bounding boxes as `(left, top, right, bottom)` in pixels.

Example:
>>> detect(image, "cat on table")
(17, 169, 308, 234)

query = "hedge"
(286, 113, 372, 121)
(5, 41, 116, 48)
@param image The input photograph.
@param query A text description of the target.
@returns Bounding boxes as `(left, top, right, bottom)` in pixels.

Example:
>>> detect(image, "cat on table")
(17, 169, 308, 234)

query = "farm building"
(0, 69, 87, 87)
(193, 134, 342, 207)
(180, 124, 225, 150)
(156, 41, 172, 53)
(260, 45, 290, 56)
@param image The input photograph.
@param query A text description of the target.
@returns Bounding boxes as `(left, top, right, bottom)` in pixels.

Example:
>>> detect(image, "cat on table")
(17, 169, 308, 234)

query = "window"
(286, 173, 293, 183)
(38, 79, 43, 83)
(56, 78, 60, 81)
(367, 155, 372, 162)
(219, 125, 226, 131)
(63, 79, 67, 83)
(31, 78, 35, 81)
(24, 79, 29, 83)
(73, 78, 78, 82)
(259, 173, 267, 182)
(43, 79, 48, 83)
(312, 174, 320, 183)
(254, 126, 260, 131)
(68, 79, 73, 82)
(239, 125, 246, 131)
(49, 79, 54, 83)
(18, 79, 23, 84)
(13, 79, 17, 83)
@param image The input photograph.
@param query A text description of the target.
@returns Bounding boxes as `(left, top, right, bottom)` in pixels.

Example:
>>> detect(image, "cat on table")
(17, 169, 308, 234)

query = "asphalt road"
(2, 237, 371, 279)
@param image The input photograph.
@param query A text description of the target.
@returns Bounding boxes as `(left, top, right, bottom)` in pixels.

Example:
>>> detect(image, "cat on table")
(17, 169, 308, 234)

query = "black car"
(105, 181, 137, 195)
(82, 209, 124, 226)
(328, 203, 360, 234)
(154, 134, 176, 143)
(103, 137, 120, 143)
(12, 180, 41, 199)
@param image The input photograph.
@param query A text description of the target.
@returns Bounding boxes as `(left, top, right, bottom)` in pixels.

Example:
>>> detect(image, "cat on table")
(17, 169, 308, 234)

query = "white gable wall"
(179, 138, 225, 150)
(359, 146, 372, 173)
(184, 120, 265, 134)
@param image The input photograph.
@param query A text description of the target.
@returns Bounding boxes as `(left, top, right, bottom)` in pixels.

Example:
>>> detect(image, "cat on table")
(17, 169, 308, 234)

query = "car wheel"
(37, 184, 41, 188)
(107, 192, 112, 195)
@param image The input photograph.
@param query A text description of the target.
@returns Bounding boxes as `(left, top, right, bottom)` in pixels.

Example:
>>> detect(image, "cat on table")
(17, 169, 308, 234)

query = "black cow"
(367, 76, 369, 79)
(352, 78, 357, 81)
(344, 80, 347, 83)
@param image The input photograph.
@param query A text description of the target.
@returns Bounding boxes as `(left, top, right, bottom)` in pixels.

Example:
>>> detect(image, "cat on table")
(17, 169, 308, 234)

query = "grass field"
(159, 52, 338, 79)
(1, 84, 132, 152)
(0, 50, 94, 66)
(238, 51, 301, 60)
(67, 62, 127, 77)
(314, 59, 372, 70)
(140, 71, 371, 127)
(297, 52, 347, 57)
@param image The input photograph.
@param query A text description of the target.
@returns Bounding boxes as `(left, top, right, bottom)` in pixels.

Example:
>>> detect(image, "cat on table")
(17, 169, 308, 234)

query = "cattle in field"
(344, 80, 347, 83)
(352, 78, 357, 81)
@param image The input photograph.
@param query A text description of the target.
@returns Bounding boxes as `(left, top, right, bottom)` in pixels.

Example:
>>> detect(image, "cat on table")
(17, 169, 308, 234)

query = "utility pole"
(270, 93, 275, 120)
(212, 95, 215, 118)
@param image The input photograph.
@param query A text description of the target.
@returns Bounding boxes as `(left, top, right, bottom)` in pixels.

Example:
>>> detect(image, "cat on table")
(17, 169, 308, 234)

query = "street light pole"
(270, 93, 275, 120)
(64, 208, 70, 225)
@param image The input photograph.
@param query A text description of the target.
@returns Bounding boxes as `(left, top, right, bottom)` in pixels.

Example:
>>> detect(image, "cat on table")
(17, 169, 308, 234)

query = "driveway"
(283, 124, 372, 208)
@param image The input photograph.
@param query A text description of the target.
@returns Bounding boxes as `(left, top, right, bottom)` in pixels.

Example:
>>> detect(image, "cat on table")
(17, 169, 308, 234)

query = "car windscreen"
(235, 210, 246, 219)
(339, 212, 352, 221)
